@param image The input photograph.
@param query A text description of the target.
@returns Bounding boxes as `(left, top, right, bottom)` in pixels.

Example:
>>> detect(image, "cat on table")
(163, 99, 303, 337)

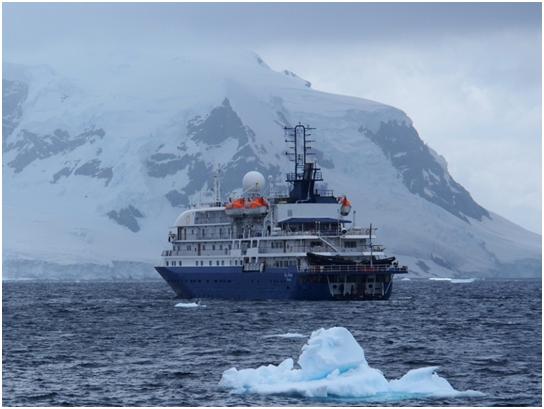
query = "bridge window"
(345, 241, 357, 248)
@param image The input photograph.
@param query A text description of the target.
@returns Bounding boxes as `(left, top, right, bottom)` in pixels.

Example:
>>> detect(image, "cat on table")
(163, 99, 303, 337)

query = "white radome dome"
(242, 171, 266, 193)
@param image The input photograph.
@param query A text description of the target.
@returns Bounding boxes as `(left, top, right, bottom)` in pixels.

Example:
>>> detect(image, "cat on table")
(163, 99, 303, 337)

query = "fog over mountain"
(3, 51, 540, 280)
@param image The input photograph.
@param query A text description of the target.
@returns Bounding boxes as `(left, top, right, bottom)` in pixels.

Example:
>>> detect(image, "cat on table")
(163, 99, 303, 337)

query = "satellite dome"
(243, 171, 266, 193)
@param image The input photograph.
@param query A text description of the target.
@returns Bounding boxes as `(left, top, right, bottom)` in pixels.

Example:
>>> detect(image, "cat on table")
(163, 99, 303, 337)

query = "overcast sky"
(4, 2, 541, 233)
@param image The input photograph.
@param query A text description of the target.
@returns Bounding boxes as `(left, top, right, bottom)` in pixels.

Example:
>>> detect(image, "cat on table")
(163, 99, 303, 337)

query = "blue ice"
(219, 327, 483, 400)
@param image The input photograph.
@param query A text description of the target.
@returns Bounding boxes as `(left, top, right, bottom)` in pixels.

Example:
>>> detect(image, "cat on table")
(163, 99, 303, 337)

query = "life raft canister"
(339, 195, 352, 216)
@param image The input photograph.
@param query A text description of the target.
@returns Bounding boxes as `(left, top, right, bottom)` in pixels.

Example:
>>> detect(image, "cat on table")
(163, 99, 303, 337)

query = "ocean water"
(2, 279, 541, 406)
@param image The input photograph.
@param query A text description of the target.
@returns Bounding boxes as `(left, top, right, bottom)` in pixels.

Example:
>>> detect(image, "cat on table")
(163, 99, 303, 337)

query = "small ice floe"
(263, 333, 307, 339)
(428, 277, 476, 284)
(219, 327, 483, 401)
(400, 277, 411, 281)
(450, 278, 476, 284)
(175, 301, 206, 308)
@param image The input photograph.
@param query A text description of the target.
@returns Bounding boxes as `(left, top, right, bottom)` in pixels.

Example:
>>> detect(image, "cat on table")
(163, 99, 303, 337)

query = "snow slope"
(2, 51, 540, 279)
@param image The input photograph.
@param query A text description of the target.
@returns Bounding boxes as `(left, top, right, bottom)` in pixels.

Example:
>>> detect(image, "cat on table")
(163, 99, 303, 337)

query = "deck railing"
(303, 264, 408, 274)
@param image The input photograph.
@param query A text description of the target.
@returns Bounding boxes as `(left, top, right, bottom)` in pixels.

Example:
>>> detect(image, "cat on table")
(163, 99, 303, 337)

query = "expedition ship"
(155, 124, 407, 300)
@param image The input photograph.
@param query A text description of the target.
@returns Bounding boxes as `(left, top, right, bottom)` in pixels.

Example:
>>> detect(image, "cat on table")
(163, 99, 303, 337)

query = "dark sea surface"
(2, 279, 541, 406)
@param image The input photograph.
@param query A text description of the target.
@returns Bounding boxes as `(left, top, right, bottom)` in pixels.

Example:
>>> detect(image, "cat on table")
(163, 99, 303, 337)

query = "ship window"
(179, 261, 182, 266)
(209, 261, 212, 266)
(216, 260, 220, 266)
(228, 244, 232, 250)
(212, 244, 216, 250)
(200, 261, 204, 266)
(345, 241, 357, 248)
(288, 210, 293, 217)
(221, 260, 225, 266)
(234, 260, 237, 265)
(187, 245, 191, 250)
(219, 244, 223, 250)
(202, 244, 206, 250)
(252, 240, 257, 248)
(165, 261, 169, 266)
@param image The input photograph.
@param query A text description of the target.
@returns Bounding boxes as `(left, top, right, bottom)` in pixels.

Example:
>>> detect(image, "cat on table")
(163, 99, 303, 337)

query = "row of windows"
(165, 258, 299, 267)
(172, 243, 233, 251)
(165, 259, 242, 267)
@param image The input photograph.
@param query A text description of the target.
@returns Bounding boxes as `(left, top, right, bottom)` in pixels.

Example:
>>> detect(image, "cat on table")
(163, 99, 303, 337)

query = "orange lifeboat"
(339, 195, 352, 216)
(225, 198, 246, 216)
(246, 197, 269, 215)
(225, 197, 269, 216)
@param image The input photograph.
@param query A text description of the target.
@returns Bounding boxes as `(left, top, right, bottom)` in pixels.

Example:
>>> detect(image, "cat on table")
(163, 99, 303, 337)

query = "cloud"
(260, 28, 541, 233)
(3, 3, 541, 233)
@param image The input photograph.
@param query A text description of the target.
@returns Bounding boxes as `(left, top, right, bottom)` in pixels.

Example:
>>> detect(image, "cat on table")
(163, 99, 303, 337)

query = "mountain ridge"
(2, 54, 540, 280)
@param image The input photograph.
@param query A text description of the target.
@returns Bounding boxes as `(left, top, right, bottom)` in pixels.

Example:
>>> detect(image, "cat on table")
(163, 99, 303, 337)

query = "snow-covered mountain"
(3, 51, 540, 280)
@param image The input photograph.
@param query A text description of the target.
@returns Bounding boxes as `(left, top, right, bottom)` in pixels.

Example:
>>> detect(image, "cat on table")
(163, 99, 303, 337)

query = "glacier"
(219, 327, 483, 400)
(2, 50, 540, 279)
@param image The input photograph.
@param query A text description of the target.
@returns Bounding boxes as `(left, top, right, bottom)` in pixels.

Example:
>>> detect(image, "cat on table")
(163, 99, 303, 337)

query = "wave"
(220, 327, 483, 401)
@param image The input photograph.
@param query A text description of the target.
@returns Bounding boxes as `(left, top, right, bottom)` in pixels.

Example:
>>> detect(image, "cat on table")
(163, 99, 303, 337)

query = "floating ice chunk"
(450, 278, 476, 284)
(219, 327, 483, 401)
(401, 277, 411, 281)
(298, 327, 367, 379)
(428, 277, 476, 284)
(263, 333, 307, 339)
(175, 302, 206, 308)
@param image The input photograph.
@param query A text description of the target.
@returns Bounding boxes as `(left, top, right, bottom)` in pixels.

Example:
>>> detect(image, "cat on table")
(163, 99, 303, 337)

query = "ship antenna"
(213, 168, 222, 206)
(369, 223, 373, 267)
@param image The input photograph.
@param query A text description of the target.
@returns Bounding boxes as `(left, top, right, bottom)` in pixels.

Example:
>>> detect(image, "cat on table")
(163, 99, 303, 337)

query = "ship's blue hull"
(155, 266, 400, 300)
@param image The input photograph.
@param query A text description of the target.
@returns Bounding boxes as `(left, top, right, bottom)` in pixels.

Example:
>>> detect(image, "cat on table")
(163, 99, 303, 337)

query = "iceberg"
(219, 327, 483, 401)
